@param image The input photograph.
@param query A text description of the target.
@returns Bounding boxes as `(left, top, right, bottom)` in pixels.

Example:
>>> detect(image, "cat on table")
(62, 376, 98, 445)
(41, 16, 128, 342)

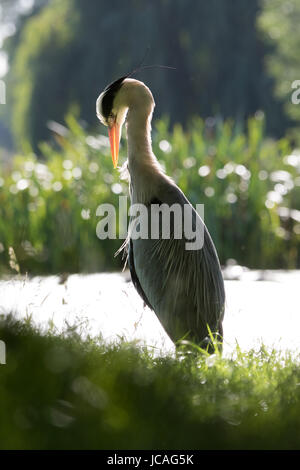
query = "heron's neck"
(126, 107, 155, 166)
(126, 107, 163, 203)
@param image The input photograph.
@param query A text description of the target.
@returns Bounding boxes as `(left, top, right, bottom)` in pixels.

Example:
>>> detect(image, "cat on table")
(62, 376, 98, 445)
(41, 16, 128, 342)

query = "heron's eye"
(108, 113, 116, 127)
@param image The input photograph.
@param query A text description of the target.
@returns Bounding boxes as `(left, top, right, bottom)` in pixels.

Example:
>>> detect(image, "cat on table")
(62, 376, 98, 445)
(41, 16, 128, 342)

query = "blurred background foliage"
(0, 115, 299, 274)
(0, 0, 299, 274)
(1, 0, 295, 150)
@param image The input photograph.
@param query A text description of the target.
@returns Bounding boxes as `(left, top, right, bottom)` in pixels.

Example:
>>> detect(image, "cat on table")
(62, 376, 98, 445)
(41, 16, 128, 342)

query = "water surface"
(0, 269, 299, 357)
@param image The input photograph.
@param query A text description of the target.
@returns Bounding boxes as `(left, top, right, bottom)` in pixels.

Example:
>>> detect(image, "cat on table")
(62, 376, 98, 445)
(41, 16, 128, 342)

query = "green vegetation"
(258, 0, 300, 129)
(0, 1, 299, 452)
(1, 0, 299, 275)
(0, 115, 299, 274)
(10, 0, 77, 151)
(2, 0, 290, 152)
(1, 315, 300, 450)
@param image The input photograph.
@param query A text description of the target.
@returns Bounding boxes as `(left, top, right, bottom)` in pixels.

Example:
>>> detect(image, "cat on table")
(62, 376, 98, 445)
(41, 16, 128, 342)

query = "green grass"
(0, 115, 299, 275)
(1, 315, 300, 450)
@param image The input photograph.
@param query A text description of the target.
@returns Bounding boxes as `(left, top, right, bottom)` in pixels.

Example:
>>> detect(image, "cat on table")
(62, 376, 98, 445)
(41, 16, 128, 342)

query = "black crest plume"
(101, 49, 175, 120)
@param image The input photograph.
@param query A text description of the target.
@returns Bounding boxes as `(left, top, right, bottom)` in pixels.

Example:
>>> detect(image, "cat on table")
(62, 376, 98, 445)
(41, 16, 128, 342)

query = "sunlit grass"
(0, 115, 299, 275)
(1, 314, 300, 450)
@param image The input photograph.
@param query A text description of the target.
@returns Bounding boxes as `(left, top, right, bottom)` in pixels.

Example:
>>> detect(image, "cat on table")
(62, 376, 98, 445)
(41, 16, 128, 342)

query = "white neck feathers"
(126, 108, 167, 204)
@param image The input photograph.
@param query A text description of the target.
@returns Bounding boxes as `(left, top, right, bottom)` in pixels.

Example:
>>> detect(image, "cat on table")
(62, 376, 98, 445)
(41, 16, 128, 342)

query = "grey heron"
(96, 77, 225, 351)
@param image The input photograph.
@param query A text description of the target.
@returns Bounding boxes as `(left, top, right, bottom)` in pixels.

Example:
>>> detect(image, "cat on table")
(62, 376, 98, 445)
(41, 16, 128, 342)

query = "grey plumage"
(127, 177, 225, 347)
(96, 77, 225, 349)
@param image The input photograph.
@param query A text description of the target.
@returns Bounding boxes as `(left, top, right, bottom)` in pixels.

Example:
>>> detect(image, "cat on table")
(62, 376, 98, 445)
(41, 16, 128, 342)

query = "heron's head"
(96, 77, 155, 168)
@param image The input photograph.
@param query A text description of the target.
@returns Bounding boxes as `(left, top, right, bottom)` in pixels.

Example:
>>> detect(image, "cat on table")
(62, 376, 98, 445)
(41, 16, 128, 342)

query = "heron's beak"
(108, 121, 120, 169)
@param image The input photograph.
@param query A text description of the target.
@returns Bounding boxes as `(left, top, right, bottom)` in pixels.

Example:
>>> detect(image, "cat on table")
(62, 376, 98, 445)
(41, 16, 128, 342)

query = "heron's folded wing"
(128, 238, 154, 311)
